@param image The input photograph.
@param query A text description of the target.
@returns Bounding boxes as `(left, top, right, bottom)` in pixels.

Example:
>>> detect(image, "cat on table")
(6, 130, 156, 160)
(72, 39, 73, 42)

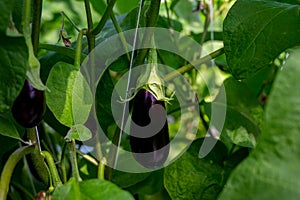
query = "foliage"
(0, 0, 300, 199)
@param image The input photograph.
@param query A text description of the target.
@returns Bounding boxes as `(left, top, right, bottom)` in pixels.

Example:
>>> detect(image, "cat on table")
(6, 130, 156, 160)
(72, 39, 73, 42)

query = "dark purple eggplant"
(130, 89, 170, 169)
(12, 80, 45, 128)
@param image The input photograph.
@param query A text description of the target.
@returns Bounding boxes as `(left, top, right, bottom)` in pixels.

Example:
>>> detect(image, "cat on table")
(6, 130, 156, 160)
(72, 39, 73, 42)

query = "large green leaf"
(52, 178, 134, 200)
(111, 170, 150, 188)
(0, 0, 15, 33)
(46, 62, 92, 127)
(0, 34, 27, 112)
(205, 77, 263, 149)
(223, 0, 300, 79)
(218, 48, 300, 199)
(164, 139, 227, 200)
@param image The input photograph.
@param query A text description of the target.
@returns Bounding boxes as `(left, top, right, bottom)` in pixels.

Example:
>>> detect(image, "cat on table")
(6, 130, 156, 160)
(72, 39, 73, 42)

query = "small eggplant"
(12, 80, 46, 128)
(130, 89, 170, 169)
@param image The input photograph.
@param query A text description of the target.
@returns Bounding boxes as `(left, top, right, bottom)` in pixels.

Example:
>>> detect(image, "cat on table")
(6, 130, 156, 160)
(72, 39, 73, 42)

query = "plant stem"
(83, 0, 106, 180)
(84, 0, 96, 52)
(23, 0, 46, 90)
(61, 11, 81, 32)
(110, 13, 130, 60)
(164, 0, 172, 27)
(84, 0, 93, 32)
(68, 139, 82, 182)
(76, 150, 98, 166)
(91, 0, 117, 36)
(74, 29, 86, 69)
(42, 151, 62, 187)
(163, 47, 224, 82)
(134, 0, 161, 66)
(31, 0, 43, 56)
(98, 158, 105, 180)
(0, 145, 35, 200)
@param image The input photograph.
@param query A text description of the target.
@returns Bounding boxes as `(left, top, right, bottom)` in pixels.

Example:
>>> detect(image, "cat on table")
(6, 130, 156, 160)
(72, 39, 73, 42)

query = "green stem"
(134, 0, 161, 66)
(98, 158, 105, 180)
(76, 150, 98, 166)
(61, 11, 81, 32)
(74, 29, 86, 69)
(96, 140, 105, 180)
(163, 47, 224, 82)
(110, 13, 130, 60)
(84, 0, 96, 52)
(31, 0, 43, 56)
(22, 0, 34, 55)
(91, 0, 117, 35)
(68, 139, 82, 182)
(0, 145, 35, 200)
(42, 151, 62, 187)
(84, 0, 93, 33)
(23, 0, 46, 90)
(164, 0, 172, 27)
(83, 0, 105, 180)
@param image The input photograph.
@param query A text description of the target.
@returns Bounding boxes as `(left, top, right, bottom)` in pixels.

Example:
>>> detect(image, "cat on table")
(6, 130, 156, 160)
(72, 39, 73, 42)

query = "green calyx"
(137, 60, 172, 102)
(121, 47, 173, 103)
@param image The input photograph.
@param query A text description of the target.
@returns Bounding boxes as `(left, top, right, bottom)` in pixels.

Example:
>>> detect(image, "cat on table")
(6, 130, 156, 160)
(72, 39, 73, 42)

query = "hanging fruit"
(12, 80, 45, 128)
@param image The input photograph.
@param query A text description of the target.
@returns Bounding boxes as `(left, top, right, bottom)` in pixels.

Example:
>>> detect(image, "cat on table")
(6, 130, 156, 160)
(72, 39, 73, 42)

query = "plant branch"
(110, 13, 130, 60)
(134, 0, 161, 66)
(61, 11, 81, 32)
(91, 0, 117, 36)
(163, 47, 224, 82)
(84, 0, 93, 32)
(31, 0, 43, 56)
(0, 145, 35, 200)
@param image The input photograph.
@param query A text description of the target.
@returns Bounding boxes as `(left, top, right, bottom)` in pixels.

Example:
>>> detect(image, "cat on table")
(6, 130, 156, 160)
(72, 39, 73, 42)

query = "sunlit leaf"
(218, 48, 300, 200)
(223, 0, 300, 79)
(52, 178, 134, 200)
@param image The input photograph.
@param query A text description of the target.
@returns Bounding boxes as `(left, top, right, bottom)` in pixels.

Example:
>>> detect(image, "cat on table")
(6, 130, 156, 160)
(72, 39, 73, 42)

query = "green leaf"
(127, 170, 164, 195)
(223, 0, 300, 79)
(0, 0, 14, 33)
(0, 34, 27, 112)
(52, 178, 134, 200)
(218, 48, 300, 199)
(164, 139, 227, 200)
(65, 124, 92, 142)
(111, 170, 150, 188)
(0, 114, 21, 140)
(225, 127, 256, 148)
(46, 62, 92, 127)
(205, 77, 263, 148)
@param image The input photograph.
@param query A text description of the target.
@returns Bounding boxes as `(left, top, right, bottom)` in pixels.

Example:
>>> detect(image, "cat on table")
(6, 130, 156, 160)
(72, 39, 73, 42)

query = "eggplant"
(12, 80, 45, 128)
(130, 89, 170, 169)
